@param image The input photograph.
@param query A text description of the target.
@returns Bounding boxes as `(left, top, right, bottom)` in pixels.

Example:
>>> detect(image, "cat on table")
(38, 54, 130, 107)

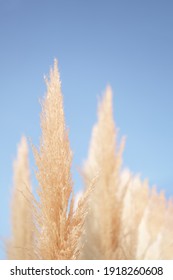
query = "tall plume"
(33, 60, 88, 259)
(81, 86, 125, 259)
(7, 136, 33, 259)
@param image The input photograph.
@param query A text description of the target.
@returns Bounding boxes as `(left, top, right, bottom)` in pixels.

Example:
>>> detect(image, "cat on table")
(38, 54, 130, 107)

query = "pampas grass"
(6, 60, 173, 260)
(32, 59, 90, 260)
(81, 86, 125, 259)
(7, 136, 34, 259)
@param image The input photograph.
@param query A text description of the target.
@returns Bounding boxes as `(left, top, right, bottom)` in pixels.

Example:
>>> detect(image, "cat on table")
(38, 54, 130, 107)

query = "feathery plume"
(33, 59, 88, 259)
(137, 188, 173, 259)
(81, 86, 125, 259)
(120, 173, 149, 259)
(143, 188, 166, 259)
(7, 136, 33, 259)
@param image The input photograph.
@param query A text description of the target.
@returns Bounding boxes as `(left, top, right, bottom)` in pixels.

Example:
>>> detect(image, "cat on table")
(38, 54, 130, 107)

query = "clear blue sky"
(0, 0, 173, 259)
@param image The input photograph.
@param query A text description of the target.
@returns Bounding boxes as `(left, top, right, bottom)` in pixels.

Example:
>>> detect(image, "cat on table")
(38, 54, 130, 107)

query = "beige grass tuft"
(81, 86, 125, 259)
(120, 172, 149, 259)
(7, 136, 33, 259)
(32, 60, 89, 259)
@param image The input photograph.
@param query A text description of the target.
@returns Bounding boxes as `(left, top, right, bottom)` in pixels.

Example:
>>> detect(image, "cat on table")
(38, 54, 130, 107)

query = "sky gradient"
(0, 0, 173, 259)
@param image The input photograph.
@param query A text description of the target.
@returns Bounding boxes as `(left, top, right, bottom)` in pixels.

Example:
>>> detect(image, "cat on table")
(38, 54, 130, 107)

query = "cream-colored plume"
(7, 136, 33, 259)
(81, 86, 125, 259)
(33, 60, 89, 260)
(120, 171, 149, 259)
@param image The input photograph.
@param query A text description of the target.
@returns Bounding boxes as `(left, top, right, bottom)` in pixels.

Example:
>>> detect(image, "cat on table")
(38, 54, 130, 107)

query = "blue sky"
(0, 0, 173, 259)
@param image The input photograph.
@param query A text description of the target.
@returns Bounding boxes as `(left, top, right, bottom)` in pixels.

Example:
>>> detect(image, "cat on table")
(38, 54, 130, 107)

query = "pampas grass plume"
(7, 136, 33, 259)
